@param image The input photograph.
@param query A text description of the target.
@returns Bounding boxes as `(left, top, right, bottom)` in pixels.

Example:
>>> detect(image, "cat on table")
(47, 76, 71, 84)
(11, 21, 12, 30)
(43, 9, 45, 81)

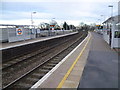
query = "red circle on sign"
(17, 29, 22, 35)
(50, 25, 55, 27)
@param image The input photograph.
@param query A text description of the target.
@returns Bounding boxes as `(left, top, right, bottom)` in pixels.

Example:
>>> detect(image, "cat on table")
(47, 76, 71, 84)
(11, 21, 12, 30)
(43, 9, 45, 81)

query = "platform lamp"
(30, 12, 37, 39)
(108, 5, 113, 47)
(108, 5, 113, 18)
(108, 5, 114, 23)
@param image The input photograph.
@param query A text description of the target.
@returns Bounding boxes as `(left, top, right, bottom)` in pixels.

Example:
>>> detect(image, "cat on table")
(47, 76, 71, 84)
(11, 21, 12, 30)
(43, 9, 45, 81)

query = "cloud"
(0, 19, 31, 25)
(2, 0, 119, 2)
(0, 19, 94, 26)
(1, 11, 54, 20)
(1, 0, 119, 26)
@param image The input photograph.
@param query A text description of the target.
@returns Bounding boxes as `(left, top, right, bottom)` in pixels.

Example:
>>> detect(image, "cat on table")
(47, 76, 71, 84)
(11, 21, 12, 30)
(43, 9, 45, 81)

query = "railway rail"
(2, 31, 87, 89)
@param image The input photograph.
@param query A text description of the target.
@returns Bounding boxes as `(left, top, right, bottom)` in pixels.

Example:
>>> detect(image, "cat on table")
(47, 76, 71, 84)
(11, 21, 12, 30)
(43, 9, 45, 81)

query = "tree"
(79, 22, 84, 26)
(69, 25, 76, 29)
(63, 22, 69, 30)
(39, 22, 50, 30)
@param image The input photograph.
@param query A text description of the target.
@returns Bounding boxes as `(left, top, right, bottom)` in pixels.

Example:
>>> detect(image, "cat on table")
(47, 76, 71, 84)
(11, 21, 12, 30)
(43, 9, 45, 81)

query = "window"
(114, 31, 120, 38)
(115, 23, 120, 30)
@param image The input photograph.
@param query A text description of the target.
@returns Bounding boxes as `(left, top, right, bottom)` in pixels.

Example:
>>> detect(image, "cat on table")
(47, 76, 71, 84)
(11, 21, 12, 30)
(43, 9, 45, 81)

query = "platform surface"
(1, 32, 77, 50)
(78, 32, 118, 88)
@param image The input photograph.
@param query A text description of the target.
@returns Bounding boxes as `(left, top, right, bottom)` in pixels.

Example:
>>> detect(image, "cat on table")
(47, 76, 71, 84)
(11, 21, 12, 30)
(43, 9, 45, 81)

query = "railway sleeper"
(8, 61, 17, 65)
(2, 64, 11, 67)
(26, 77, 39, 82)
(13, 83, 32, 88)
(47, 63, 56, 66)
(38, 69, 50, 73)
(50, 59, 60, 62)
(57, 54, 65, 57)
(9, 68, 14, 71)
(49, 61, 59, 64)
(53, 57, 59, 59)
(41, 66, 53, 70)
(52, 58, 60, 61)
(17, 78, 36, 85)
(2, 72, 9, 77)
(32, 73, 45, 78)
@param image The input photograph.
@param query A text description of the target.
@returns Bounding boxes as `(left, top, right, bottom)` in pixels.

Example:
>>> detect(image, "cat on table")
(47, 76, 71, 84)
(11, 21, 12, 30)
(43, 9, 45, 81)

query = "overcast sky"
(0, 0, 119, 26)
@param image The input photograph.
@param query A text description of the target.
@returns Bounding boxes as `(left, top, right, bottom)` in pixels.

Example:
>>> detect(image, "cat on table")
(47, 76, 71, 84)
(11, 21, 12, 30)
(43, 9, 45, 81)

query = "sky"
(0, 0, 119, 26)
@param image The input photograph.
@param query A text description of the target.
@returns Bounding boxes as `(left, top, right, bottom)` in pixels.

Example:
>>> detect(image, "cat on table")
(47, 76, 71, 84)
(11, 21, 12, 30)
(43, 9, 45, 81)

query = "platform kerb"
(62, 33, 91, 88)
(30, 32, 91, 88)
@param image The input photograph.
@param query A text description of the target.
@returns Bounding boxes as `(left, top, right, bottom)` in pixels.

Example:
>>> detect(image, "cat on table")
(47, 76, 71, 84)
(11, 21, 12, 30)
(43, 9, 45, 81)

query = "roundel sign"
(16, 28, 23, 35)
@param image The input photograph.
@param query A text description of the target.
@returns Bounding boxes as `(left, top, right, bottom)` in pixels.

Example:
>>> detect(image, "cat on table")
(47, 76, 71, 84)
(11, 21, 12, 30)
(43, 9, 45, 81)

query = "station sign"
(50, 25, 55, 27)
(16, 27, 23, 35)
(50, 25, 55, 30)
(96, 25, 101, 27)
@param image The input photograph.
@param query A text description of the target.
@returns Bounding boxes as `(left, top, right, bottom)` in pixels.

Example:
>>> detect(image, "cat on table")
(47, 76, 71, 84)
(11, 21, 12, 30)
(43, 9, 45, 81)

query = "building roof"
(0, 24, 31, 27)
(103, 15, 120, 24)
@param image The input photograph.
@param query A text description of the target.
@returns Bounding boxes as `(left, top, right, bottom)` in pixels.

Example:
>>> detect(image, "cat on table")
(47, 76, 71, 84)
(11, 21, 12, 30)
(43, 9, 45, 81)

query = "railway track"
(2, 31, 87, 89)
(2, 33, 75, 69)
(2, 35, 74, 70)
(2, 35, 77, 88)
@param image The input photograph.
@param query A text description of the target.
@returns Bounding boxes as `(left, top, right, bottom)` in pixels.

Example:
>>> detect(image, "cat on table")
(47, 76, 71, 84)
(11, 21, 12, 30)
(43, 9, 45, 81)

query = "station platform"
(78, 32, 118, 88)
(0, 32, 78, 50)
(30, 31, 118, 89)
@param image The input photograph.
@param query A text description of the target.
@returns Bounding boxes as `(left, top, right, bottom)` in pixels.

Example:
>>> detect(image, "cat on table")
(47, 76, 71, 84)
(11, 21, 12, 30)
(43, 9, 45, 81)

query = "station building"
(102, 15, 120, 48)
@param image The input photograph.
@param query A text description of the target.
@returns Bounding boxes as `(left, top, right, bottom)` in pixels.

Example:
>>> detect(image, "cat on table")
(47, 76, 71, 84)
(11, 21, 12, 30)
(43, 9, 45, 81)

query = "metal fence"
(0, 26, 75, 43)
(0, 27, 37, 43)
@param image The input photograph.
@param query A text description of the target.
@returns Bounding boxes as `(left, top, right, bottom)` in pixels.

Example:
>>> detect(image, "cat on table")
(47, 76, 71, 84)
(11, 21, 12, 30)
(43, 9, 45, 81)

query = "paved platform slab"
(78, 32, 118, 88)
(1, 32, 78, 50)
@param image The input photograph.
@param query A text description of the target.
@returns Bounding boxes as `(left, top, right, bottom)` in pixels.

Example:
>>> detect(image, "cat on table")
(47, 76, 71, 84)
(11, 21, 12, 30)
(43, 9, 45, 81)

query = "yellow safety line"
(56, 33, 91, 89)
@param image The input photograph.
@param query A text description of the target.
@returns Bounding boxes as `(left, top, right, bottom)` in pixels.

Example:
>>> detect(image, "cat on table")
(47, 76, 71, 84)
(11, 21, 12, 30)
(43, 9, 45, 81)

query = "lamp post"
(108, 5, 113, 17)
(31, 12, 36, 27)
(108, 5, 113, 47)
(30, 12, 36, 39)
